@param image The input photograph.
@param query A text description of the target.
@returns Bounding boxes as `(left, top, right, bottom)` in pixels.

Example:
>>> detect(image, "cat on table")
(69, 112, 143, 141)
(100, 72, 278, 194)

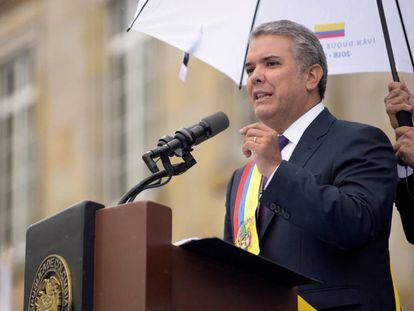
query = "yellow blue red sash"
(232, 160, 316, 310)
(232, 162, 400, 311)
(233, 160, 262, 255)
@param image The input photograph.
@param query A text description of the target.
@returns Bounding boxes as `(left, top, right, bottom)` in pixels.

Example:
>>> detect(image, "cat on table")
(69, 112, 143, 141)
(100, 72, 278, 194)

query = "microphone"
(143, 112, 230, 172)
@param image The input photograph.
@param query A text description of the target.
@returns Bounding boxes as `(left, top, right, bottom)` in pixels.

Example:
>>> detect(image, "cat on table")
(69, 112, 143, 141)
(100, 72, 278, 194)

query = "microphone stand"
(118, 147, 197, 204)
(118, 111, 229, 204)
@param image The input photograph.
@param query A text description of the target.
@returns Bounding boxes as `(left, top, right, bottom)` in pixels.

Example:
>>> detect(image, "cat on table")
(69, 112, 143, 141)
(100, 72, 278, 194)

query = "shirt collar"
(282, 103, 325, 145)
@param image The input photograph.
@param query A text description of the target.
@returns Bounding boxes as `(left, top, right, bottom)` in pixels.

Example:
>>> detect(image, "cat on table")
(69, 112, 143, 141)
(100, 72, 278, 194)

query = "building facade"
(0, 1, 413, 310)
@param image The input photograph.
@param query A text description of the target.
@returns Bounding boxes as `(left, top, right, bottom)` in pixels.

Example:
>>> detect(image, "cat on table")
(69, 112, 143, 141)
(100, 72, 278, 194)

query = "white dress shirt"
(264, 102, 325, 189)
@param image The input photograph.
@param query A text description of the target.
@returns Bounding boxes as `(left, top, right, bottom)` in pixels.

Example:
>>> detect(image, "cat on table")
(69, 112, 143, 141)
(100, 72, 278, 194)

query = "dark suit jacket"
(224, 108, 398, 310)
(396, 174, 414, 244)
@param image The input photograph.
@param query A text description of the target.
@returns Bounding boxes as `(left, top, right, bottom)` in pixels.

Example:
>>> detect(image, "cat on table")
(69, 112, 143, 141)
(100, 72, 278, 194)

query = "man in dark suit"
(385, 80, 414, 244)
(224, 20, 398, 310)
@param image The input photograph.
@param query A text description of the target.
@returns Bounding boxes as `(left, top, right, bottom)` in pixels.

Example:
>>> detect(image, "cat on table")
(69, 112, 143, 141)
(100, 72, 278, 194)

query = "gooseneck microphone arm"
(118, 170, 169, 204)
(118, 161, 191, 204)
(118, 112, 229, 204)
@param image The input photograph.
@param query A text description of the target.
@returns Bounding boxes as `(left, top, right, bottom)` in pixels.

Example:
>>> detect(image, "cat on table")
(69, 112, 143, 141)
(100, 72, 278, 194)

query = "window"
(103, 0, 157, 203)
(0, 50, 37, 262)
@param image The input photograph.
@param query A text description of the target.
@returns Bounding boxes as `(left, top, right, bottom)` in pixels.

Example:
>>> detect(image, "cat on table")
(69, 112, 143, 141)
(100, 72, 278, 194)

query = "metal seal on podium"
(28, 254, 72, 311)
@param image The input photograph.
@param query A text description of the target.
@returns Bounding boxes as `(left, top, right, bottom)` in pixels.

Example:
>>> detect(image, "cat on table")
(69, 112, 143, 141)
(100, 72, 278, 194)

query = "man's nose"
(250, 68, 265, 84)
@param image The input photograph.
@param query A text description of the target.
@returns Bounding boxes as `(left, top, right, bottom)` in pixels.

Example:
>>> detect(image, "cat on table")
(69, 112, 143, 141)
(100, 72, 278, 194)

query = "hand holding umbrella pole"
(377, 0, 413, 127)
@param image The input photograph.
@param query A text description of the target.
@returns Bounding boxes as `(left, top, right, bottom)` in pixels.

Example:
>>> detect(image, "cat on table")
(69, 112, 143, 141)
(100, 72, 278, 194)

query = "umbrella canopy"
(129, 0, 414, 85)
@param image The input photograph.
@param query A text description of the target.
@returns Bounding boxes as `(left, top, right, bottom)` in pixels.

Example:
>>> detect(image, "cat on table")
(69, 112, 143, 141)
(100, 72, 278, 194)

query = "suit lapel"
(258, 108, 336, 241)
(289, 108, 335, 166)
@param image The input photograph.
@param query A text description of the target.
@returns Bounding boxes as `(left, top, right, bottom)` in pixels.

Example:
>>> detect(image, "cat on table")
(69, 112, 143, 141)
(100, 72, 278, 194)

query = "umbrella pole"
(127, 0, 151, 32)
(376, 0, 413, 126)
(395, 0, 414, 72)
(238, 0, 262, 89)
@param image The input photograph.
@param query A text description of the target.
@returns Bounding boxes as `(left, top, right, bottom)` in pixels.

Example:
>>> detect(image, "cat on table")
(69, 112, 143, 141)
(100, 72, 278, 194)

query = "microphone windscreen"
(202, 112, 230, 136)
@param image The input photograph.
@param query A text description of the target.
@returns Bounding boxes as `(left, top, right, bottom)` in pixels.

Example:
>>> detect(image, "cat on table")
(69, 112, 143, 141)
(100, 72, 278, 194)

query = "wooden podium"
(24, 201, 315, 311)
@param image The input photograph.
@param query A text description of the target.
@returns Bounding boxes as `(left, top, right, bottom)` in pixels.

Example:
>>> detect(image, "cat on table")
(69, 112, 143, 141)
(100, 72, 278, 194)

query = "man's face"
(245, 34, 310, 130)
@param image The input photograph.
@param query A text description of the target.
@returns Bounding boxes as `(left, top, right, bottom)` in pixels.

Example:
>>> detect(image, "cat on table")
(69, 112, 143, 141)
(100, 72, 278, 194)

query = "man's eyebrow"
(245, 55, 282, 67)
(263, 55, 282, 61)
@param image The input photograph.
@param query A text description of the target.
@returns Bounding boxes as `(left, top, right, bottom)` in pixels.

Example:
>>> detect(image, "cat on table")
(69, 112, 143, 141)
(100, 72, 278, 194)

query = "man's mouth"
(254, 91, 273, 101)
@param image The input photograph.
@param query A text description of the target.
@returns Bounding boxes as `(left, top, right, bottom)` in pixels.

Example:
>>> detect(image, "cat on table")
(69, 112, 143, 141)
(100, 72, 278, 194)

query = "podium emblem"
(28, 254, 72, 311)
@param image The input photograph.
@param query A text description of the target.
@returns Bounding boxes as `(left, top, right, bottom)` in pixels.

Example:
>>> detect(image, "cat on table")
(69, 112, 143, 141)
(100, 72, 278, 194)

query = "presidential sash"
(233, 160, 262, 255)
(231, 160, 400, 311)
(232, 160, 316, 310)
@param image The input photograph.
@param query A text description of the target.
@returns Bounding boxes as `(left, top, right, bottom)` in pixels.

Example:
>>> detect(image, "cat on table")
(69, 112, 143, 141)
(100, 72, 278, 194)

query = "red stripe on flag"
(233, 161, 254, 240)
(317, 32, 345, 39)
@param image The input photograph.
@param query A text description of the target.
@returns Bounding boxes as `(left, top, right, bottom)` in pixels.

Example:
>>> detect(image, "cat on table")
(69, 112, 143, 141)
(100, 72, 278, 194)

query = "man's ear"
(305, 64, 324, 93)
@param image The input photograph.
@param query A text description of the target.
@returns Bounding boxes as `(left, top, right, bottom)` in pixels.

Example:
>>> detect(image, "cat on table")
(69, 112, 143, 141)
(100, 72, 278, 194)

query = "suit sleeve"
(396, 174, 414, 244)
(260, 126, 398, 250)
(224, 170, 236, 243)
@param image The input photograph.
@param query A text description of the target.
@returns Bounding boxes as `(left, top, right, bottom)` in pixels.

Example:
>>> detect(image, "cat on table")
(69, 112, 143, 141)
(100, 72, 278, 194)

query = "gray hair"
(250, 20, 328, 100)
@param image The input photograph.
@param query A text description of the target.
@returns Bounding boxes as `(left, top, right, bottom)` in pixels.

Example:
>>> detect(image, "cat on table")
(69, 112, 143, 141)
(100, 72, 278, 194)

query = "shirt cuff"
(397, 164, 414, 178)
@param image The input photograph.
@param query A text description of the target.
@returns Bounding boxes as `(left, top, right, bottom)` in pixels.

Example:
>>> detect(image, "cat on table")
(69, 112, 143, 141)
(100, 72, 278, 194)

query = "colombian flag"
(315, 22, 345, 39)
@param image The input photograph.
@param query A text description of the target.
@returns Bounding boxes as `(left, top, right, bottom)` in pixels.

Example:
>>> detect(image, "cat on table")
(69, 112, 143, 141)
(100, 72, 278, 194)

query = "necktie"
(278, 135, 289, 151)
(257, 135, 289, 234)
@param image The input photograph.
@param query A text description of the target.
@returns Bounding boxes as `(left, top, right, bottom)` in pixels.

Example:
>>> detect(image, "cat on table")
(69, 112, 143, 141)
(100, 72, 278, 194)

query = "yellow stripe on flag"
(244, 165, 261, 255)
(298, 296, 317, 311)
(390, 260, 401, 310)
(314, 22, 345, 32)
